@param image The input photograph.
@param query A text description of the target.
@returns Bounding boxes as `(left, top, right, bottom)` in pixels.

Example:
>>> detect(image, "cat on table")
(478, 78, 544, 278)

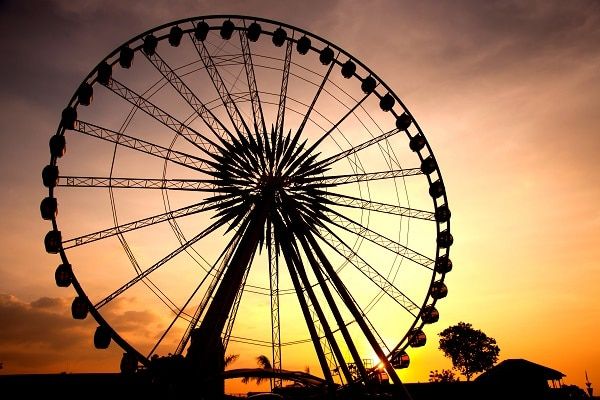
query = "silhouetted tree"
(224, 353, 239, 368)
(438, 322, 500, 381)
(559, 384, 588, 399)
(429, 369, 459, 383)
(242, 355, 272, 384)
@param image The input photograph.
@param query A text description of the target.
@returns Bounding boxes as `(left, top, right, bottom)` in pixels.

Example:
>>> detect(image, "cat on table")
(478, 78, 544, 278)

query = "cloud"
(30, 296, 66, 310)
(377, 1, 600, 75)
(0, 294, 163, 373)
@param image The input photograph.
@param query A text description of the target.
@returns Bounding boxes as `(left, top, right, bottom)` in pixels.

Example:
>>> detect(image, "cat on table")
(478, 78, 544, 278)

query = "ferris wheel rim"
(42, 14, 452, 385)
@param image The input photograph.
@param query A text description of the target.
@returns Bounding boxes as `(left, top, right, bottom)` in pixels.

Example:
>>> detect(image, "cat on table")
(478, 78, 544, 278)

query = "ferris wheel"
(41, 15, 452, 392)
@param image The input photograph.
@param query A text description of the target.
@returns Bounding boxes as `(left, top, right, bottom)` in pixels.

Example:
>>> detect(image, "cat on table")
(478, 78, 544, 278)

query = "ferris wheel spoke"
(276, 229, 334, 383)
(239, 28, 266, 135)
(319, 127, 401, 168)
(318, 270, 392, 361)
(275, 39, 293, 136)
(312, 223, 420, 316)
(148, 230, 242, 359)
(288, 92, 372, 178)
(276, 132, 309, 176)
(266, 222, 282, 383)
(94, 216, 228, 310)
(335, 285, 393, 358)
(185, 206, 265, 366)
(299, 167, 423, 188)
(323, 209, 434, 268)
(296, 52, 338, 138)
(143, 50, 234, 141)
(175, 230, 246, 355)
(222, 253, 252, 351)
(116, 233, 192, 323)
(275, 61, 337, 177)
(302, 231, 405, 388)
(293, 230, 365, 384)
(147, 263, 211, 359)
(282, 145, 322, 181)
(204, 109, 261, 172)
(288, 235, 354, 384)
(308, 92, 372, 159)
(57, 176, 220, 192)
(62, 200, 217, 249)
(210, 135, 260, 178)
(190, 33, 252, 137)
(211, 53, 245, 67)
(239, 128, 263, 169)
(325, 192, 435, 221)
(105, 78, 223, 155)
(72, 120, 210, 172)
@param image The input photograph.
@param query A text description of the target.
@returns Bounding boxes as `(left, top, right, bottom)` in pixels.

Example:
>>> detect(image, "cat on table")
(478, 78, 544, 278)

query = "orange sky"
(1, 0, 599, 394)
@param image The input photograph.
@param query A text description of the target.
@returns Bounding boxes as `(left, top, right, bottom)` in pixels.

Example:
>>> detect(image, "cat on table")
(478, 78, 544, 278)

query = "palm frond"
(224, 353, 239, 368)
(256, 354, 272, 370)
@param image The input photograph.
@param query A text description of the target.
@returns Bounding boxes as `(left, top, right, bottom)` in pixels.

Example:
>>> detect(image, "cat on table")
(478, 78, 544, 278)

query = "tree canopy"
(429, 369, 459, 383)
(438, 322, 500, 381)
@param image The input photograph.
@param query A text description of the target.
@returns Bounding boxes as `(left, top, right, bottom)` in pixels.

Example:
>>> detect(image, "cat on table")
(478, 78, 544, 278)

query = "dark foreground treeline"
(0, 374, 585, 400)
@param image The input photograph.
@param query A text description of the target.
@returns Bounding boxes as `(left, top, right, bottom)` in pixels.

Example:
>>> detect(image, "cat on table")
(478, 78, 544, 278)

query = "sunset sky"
(1, 0, 599, 393)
